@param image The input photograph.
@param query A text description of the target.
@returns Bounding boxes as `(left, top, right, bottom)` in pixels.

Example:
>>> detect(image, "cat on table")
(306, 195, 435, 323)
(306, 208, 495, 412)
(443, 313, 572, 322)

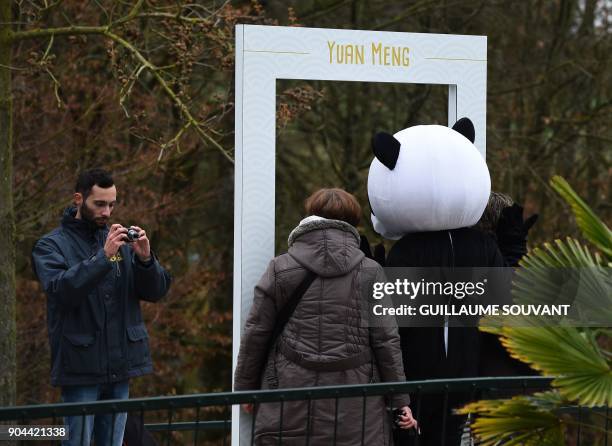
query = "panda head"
(367, 118, 490, 239)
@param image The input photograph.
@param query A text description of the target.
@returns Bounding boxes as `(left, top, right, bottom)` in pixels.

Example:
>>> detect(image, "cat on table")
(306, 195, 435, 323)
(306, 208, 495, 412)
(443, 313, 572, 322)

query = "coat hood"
(287, 216, 364, 278)
(61, 206, 108, 239)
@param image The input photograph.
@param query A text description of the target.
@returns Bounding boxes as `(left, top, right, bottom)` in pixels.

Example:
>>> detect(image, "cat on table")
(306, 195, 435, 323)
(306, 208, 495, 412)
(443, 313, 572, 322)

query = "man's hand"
(129, 225, 151, 263)
(104, 224, 127, 259)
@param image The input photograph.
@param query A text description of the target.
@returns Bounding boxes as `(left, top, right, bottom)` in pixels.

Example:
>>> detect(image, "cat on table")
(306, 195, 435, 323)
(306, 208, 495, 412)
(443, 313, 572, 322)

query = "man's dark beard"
(80, 201, 108, 227)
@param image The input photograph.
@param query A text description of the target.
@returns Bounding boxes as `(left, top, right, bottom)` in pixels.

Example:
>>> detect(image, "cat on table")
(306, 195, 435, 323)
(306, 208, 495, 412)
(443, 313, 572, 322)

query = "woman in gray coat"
(234, 188, 416, 445)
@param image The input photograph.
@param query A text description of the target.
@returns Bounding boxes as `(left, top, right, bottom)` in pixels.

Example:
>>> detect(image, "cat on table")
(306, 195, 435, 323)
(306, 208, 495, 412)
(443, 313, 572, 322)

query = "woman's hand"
(397, 406, 418, 430)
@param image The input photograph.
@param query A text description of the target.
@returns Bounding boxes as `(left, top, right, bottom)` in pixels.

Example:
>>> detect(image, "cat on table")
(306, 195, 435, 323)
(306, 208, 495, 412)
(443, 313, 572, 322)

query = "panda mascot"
(367, 118, 504, 446)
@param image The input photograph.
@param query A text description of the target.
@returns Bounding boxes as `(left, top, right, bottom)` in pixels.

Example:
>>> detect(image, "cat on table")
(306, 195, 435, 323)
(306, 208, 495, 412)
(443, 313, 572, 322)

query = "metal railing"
(0, 377, 606, 445)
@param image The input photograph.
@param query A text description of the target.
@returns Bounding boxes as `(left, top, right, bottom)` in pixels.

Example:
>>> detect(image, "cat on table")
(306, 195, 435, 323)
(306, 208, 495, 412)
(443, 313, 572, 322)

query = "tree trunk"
(0, 1, 16, 409)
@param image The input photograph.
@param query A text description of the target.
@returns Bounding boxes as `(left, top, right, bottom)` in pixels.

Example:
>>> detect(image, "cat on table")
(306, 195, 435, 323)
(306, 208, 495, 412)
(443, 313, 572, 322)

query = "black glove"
(496, 203, 538, 266)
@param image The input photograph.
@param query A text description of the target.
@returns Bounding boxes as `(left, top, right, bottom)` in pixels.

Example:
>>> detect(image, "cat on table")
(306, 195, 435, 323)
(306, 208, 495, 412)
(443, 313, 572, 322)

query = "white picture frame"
(233, 24, 487, 445)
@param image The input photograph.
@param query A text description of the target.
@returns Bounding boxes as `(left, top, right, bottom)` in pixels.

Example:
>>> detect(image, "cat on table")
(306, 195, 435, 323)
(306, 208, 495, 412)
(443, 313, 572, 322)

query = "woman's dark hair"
(304, 188, 361, 227)
(75, 168, 114, 199)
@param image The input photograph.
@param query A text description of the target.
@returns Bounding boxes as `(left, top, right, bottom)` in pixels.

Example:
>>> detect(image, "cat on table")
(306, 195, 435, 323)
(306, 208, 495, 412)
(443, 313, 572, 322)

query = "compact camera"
(125, 228, 140, 242)
(392, 408, 405, 427)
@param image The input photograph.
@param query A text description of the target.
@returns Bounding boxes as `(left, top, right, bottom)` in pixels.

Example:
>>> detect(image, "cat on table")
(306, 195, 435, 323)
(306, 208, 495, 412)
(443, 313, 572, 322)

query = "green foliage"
(472, 176, 612, 442)
(550, 176, 612, 259)
(494, 326, 611, 407)
(459, 392, 565, 446)
(513, 238, 612, 327)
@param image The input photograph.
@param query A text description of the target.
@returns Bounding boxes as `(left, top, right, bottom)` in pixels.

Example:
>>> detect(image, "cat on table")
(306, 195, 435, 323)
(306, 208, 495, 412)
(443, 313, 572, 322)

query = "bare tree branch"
(9, 9, 235, 164)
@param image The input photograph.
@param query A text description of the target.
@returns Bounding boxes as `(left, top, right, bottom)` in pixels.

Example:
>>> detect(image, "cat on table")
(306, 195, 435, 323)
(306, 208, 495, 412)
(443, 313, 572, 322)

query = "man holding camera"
(32, 168, 172, 446)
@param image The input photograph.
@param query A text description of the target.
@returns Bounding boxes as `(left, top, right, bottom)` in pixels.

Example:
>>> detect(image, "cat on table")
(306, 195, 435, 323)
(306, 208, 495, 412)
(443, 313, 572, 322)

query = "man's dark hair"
(75, 168, 114, 199)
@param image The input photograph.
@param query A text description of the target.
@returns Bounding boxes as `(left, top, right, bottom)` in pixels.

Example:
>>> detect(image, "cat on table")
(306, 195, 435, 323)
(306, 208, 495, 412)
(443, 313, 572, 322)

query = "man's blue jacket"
(32, 207, 172, 386)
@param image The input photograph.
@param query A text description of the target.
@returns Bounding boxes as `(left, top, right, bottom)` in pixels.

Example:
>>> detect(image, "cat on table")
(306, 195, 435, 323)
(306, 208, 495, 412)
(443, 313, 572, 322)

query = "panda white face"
(367, 118, 491, 239)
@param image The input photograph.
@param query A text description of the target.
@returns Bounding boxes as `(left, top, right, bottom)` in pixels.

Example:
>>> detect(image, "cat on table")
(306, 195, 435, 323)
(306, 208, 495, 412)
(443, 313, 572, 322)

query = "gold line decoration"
(244, 49, 310, 55)
(425, 57, 487, 62)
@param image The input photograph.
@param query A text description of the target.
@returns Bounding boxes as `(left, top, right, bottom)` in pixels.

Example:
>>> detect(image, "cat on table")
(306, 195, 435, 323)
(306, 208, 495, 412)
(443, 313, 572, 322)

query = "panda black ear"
(372, 132, 400, 170)
(452, 117, 475, 143)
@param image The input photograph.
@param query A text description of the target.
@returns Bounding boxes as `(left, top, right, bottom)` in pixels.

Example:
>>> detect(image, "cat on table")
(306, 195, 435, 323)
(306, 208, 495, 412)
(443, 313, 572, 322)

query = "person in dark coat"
(387, 228, 504, 446)
(475, 192, 539, 378)
(234, 188, 417, 446)
(122, 413, 158, 446)
(365, 118, 500, 445)
(474, 191, 538, 268)
(31, 168, 172, 446)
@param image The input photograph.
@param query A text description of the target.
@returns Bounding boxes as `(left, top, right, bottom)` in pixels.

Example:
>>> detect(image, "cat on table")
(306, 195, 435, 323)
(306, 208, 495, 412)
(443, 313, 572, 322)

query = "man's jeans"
(61, 381, 129, 446)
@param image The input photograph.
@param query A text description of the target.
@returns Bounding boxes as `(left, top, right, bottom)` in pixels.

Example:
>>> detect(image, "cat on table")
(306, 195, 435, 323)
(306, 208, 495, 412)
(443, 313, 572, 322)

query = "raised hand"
(104, 224, 127, 259)
(128, 225, 151, 263)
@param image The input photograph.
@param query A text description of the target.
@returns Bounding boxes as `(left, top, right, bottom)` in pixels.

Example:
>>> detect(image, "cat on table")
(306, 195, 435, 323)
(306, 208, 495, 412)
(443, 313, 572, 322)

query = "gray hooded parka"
(234, 217, 410, 445)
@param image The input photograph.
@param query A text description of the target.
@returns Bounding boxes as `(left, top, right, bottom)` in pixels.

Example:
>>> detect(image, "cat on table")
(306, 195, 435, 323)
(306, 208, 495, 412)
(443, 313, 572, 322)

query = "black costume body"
(364, 119, 539, 444)
(387, 227, 503, 446)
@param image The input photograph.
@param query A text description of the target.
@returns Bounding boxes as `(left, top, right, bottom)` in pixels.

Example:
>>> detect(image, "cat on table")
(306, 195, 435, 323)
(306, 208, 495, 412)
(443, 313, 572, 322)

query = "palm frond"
(474, 177, 611, 441)
(494, 326, 611, 406)
(550, 176, 612, 259)
(513, 238, 612, 326)
(459, 391, 565, 445)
